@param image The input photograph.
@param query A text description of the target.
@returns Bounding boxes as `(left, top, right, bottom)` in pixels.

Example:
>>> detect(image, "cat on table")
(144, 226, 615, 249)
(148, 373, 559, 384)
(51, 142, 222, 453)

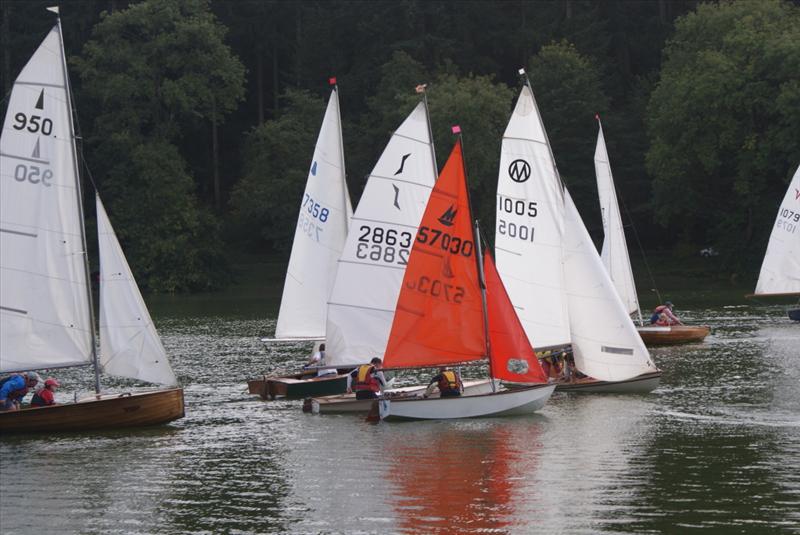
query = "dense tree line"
(2, 0, 798, 291)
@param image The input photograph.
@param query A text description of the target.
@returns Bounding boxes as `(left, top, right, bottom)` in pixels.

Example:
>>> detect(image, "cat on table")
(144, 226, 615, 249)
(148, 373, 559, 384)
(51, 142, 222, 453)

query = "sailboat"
(0, 12, 184, 433)
(748, 163, 800, 321)
(494, 73, 661, 394)
(594, 118, 710, 345)
(248, 80, 354, 399)
(310, 100, 502, 413)
(376, 137, 555, 421)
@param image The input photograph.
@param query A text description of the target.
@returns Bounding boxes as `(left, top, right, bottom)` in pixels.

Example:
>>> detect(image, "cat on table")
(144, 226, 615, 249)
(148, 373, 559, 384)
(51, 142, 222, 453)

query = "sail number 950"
(12, 113, 53, 135)
(356, 225, 412, 265)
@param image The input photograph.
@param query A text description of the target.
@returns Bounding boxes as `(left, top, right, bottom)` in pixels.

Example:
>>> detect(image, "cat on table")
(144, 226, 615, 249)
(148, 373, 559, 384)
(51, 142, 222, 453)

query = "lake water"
(1, 296, 798, 534)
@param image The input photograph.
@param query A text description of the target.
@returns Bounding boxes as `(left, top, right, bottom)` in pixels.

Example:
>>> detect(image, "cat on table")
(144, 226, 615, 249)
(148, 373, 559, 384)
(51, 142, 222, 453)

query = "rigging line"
(616, 179, 661, 305)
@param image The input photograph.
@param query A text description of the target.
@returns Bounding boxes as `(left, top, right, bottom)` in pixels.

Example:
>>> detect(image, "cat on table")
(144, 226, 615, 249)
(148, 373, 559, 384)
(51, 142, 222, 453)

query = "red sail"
(484, 252, 548, 383)
(384, 141, 486, 368)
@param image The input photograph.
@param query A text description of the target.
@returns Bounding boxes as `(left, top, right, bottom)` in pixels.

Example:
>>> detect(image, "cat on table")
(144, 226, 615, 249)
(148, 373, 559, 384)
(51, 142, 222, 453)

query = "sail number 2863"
(356, 225, 412, 265)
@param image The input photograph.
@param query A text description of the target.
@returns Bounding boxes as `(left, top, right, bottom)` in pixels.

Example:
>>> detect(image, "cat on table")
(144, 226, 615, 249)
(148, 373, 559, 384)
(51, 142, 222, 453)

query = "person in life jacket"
(649, 301, 683, 326)
(0, 371, 41, 411)
(30, 377, 60, 407)
(347, 357, 387, 400)
(424, 367, 463, 398)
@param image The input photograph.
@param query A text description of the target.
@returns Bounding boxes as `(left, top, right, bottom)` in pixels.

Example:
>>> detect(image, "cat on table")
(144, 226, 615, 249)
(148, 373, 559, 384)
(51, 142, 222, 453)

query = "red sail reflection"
(385, 422, 542, 533)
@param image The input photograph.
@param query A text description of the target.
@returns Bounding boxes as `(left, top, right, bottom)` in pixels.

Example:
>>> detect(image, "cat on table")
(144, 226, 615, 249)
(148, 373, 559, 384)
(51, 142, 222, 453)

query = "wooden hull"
(248, 370, 349, 400)
(378, 383, 555, 421)
(554, 371, 662, 393)
(637, 325, 710, 345)
(310, 379, 498, 414)
(788, 309, 800, 321)
(0, 388, 184, 434)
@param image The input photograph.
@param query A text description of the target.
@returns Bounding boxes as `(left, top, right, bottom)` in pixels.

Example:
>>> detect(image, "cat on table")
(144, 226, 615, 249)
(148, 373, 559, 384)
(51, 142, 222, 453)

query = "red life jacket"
(438, 370, 460, 393)
(354, 365, 380, 393)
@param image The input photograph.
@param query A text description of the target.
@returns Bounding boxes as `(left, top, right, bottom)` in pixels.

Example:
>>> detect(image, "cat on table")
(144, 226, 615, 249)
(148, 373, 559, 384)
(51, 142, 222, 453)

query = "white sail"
(594, 122, 641, 320)
(754, 164, 800, 296)
(495, 85, 570, 348)
(0, 25, 93, 373)
(97, 197, 177, 386)
(562, 191, 658, 381)
(274, 89, 353, 339)
(325, 102, 436, 365)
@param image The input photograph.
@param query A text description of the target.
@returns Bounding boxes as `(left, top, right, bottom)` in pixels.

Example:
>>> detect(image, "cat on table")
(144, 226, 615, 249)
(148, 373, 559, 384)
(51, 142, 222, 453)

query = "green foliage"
(425, 72, 515, 228)
(100, 139, 229, 292)
(646, 0, 800, 264)
(528, 41, 610, 223)
(73, 0, 245, 291)
(228, 90, 327, 250)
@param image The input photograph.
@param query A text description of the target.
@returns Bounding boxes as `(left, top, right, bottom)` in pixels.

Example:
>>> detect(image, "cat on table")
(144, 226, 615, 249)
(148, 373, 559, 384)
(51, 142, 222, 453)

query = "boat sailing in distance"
(375, 135, 555, 421)
(747, 163, 800, 321)
(0, 11, 183, 433)
(248, 79, 354, 400)
(593, 117, 710, 345)
(494, 71, 661, 394)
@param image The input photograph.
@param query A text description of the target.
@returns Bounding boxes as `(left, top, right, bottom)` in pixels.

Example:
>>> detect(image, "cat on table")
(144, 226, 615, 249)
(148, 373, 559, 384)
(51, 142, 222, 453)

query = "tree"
(646, 0, 800, 265)
(74, 0, 245, 291)
(528, 41, 610, 226)
(228, 89, 327, 251)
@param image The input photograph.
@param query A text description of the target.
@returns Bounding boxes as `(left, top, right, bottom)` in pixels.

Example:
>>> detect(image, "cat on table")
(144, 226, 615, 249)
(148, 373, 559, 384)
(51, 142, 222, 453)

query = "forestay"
(275, 88, 353, 339)
(594, 121, 641, 320)
(754, 164, 800, 296)
(97, 197, 177, 386)
(562, 191, 657, 381)
(0, 25, 93, 373)
(326, 102, 436, 365)
(495, 85, 570, 349)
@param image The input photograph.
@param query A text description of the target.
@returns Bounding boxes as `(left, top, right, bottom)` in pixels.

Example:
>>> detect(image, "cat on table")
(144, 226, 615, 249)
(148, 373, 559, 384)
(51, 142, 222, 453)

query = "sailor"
(305, 343, 336, 376)
(347, 357, 386, 400)
(30, 378, 60, 407)
(0, 371, 41, 411)
(650, 301, 683, 326)
(423, 367, 463, 398)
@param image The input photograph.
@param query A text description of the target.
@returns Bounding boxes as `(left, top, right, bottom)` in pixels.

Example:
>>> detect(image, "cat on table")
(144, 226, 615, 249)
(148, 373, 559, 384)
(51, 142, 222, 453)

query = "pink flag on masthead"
(451, 125, 461, 134)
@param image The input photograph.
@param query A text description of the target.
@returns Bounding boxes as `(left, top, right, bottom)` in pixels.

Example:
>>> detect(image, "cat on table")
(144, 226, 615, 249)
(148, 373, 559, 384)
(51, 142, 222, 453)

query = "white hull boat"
(378, 384, 555, 421)
(310, 379, 498, 414)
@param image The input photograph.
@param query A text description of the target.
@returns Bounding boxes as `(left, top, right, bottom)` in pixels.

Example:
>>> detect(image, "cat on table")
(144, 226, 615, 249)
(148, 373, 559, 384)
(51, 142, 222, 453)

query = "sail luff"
(55, 15, 101, 393)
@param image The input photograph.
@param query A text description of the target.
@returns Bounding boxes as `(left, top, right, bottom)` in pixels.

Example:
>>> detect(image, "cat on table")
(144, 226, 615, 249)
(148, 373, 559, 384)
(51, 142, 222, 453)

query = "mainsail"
(0, 25, 93, 373)
(754, 164, 800, 296)
(325, 101, 437, 364)
(495, 81, 656, 383)
(495, 85, 570, 349)
(594, 120, 641, 321)
(97, 196, 177, 386)
(384, 141, 485, 367)
(274, 88, 353, 339)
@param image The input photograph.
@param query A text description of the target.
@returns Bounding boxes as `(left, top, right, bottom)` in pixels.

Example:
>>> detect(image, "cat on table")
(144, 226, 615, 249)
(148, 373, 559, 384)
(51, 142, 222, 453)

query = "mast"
(520, 69, 566, 195)
(330, 77, 350, 233)
(455, 129, 494, 386)
(54, 8, 101, 393)
(418, 84, 439, 180)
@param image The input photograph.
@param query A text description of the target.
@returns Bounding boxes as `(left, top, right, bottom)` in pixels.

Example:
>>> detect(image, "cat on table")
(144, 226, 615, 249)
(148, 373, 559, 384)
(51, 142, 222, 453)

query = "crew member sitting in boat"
(347, 357, 386, 400)
(650, 301, 683, 326)
(304, 343, 336, 376)
(0, 371, 41, 411)
(30, 377, 60, 407)
(423, 367, 463, 398)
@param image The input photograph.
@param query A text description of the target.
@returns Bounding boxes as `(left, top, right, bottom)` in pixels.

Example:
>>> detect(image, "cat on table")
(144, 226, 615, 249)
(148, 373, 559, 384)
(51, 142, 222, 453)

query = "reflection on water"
(1, 303, 799, 533)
